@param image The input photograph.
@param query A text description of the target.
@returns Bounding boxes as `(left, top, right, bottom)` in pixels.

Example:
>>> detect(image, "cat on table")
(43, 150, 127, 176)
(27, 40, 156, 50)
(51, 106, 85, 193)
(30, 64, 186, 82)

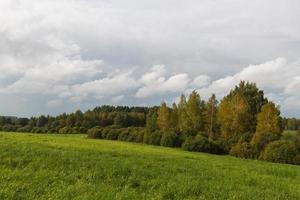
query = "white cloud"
(192, 75, 211, 88)
(0, 0, 299, 116)
(70, 72, 139, 102)
(139, 65, 167, 85)
(196, 57, 300, 116)
(136, 65, 190, 98)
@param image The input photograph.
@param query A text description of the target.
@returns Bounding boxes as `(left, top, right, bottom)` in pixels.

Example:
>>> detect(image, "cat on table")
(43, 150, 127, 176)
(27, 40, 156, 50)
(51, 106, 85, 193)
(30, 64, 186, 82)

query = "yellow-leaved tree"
(218, 93, 251, 140)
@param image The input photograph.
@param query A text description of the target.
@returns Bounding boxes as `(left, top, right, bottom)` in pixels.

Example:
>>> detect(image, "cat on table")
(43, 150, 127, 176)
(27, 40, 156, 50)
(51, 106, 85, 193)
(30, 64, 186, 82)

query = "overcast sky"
(0, 0, 299, 117)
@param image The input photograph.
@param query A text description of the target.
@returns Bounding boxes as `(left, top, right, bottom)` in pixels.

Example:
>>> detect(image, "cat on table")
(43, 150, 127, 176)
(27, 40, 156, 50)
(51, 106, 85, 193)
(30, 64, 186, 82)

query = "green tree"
(170, 103, 179, 130)
(205, 94, 218, 139)
(226, 81, 268, 132)
(186, 91, 205, 133)
(145, 109, 158, 133)
(157, 102, 171, 131)
(178, 94, 191, 132)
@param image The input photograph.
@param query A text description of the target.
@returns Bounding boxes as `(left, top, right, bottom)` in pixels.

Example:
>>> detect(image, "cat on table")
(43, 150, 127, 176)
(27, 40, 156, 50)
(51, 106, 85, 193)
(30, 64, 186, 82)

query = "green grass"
(282, 130, 298, 137)
(0, 132, 300, 200)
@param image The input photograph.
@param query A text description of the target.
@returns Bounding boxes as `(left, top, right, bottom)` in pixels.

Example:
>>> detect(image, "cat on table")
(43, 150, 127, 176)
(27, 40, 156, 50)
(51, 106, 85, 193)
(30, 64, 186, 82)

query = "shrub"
(2, 124, 17, 132)
(101, 128, 111, 138)
(116, 127, 145, 143)
(182, 135, 212, 153)
(261, 140, 299, 164)
(118, 129, 130, 141)
(79, 127, 88, 134)
(87, 127, 103, 139)
(294, 155, 300, 165)
(58, 127, 75, 134)
(31, 127, 47, 133)
(212, 138, 231, 154)
(160, 131, 177, 147)
(16, 125, 32, 133)
(238, 132, 255, 143)
(143, 130, 162, 145)
(126, 128, 144, 143)
(229, 142, 255, 159)
(251, 132, 280, 157)
(106, 129, 119, 140)
(132, 130, 144, 143)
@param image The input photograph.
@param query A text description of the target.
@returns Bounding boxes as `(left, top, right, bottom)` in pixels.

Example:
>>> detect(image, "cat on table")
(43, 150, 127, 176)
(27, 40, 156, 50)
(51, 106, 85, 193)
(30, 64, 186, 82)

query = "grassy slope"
(0, 132, 300, 200)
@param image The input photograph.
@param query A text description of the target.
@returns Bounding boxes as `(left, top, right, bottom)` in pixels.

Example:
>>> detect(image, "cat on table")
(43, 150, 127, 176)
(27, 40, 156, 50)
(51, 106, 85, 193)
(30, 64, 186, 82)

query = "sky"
(0, 0, 299, 117)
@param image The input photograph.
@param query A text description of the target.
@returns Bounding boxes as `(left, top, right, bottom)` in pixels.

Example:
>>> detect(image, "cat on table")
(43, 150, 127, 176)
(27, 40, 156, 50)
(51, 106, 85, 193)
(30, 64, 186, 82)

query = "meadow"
(0, 132, 300, 200)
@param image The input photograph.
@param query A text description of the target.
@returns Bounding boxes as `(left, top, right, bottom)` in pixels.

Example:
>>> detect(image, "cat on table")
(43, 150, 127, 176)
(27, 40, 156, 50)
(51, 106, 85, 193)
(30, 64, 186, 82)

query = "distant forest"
(1, 81, 300, 165)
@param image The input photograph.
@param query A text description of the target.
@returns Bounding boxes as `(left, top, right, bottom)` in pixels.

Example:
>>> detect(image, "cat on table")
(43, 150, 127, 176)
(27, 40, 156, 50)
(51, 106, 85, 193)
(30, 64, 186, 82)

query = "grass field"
(0, 132, 300, 200)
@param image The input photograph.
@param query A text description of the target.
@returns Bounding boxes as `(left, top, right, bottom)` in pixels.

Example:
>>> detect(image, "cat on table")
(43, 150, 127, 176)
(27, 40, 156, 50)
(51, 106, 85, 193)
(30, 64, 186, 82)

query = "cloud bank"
(0, 0, 299, 116)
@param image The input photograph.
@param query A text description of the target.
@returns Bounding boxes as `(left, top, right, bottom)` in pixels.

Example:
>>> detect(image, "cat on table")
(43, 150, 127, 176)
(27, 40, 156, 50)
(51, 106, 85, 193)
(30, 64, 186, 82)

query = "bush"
(101, 128, 111, 138)
(160, 130, 183, 147)
(143, 130, 162, 145)
(126, 128, 144, 143)
(118, 129, 130, 141)
(79, 127, 88, 134)
(2, 124, 17, 132)
(31, 127, 48, 133)
(212, 138, 231, 154)
(294, 155, 300, 165)
(16, 125, 32, 133)
(87, 127, 103, 139)
(261, 140, 299, 164)
(58, 127, 76, 134)
(106, 129, 119, 140)
(251, 132, 280, 157)
(182, 135, 212, 153)
(230, 142, 255, 159)
(238, 132, 255, 143)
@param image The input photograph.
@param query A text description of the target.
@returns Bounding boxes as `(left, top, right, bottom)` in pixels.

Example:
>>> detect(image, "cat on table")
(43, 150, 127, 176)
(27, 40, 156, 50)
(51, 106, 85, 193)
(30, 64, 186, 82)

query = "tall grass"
(0, 132, 300, 200)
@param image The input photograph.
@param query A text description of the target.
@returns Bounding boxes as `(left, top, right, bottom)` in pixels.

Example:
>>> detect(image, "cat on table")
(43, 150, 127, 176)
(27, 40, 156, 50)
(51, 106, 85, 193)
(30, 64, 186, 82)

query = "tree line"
(282, 117, 300, 131)
(0, 81, 299, 165)
(0, 106, 150, 134)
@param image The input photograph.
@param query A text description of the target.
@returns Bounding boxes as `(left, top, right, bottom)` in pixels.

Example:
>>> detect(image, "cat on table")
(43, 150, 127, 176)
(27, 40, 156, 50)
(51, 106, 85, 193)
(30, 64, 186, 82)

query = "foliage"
(218, 93, 251, 140)
(186, 91, 205, 133)
(145, 108, 158, 133)
(256, 102, 282, 135)
(160, 130, 183, 147)
(87, 126, 103, 139)
(225, 81, 268, 132)
(229, 142, 255, 159)
(251, 132, 280, 157)
(282, 117, 300, 131)
(261, 140, 299, 164)
(204, 94, 219, 139)
(1, 80, 298, 165)
(182, 134, 218, 154)
(143, 130, 162, 145)
(157, 102, 171, 131)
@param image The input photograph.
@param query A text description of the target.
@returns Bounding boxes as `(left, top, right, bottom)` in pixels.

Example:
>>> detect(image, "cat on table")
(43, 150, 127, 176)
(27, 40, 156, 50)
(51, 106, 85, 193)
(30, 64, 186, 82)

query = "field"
(0, 132, 300, 200)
